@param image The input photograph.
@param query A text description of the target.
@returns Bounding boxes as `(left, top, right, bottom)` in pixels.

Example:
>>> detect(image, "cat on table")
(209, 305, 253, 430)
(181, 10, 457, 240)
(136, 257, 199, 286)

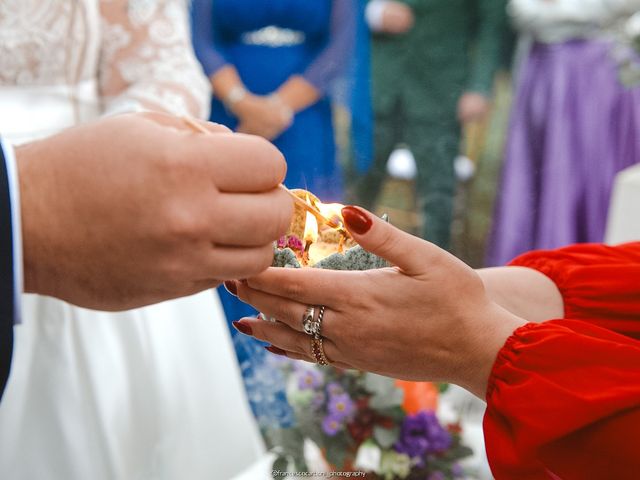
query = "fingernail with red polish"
(224, 281, 237, 296)
(341, 206, 373, 235)
(265, 345, 287, 356)
(232, 321, 252, 336)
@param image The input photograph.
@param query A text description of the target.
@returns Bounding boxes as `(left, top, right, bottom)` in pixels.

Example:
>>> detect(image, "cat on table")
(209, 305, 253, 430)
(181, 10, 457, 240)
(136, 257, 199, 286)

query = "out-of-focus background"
(1, 1, 639, 479)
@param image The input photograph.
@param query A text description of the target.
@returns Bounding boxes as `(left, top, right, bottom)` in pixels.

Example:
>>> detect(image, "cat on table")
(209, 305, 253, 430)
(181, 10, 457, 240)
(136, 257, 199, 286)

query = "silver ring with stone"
(302, 305, 316, 335)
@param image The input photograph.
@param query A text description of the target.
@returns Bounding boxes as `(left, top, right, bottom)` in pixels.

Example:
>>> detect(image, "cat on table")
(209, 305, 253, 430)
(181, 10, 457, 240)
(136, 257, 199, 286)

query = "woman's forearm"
(478, 266, 564, 322)
(275, 75, 321, 113)
(210, 65, 247, 103)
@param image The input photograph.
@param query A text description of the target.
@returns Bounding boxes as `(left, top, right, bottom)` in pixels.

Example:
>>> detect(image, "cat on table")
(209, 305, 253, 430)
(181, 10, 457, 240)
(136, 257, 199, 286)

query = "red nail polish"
(265, 345, 287, 356)
(341, 206, 373, 235)
(232, 321, 252, 336)
(224, 281, 237, 296)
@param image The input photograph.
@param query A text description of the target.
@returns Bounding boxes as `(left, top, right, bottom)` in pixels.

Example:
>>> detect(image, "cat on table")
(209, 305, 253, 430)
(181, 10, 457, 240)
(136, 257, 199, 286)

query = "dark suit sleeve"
(0, 140, 15, 401)
(468, 0, 508, 95)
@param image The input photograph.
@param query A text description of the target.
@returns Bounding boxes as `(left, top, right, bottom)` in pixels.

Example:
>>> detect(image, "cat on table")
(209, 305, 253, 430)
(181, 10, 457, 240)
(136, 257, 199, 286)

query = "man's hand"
(457, 92, 491, 124)
(17, 112, 293, 311)
(379, 1, 415, 35)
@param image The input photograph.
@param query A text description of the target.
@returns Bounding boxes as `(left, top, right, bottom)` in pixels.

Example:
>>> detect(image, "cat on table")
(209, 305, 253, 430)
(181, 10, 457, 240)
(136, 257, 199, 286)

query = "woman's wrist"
(267, 93, 294, 124)
(223, 85, 248, 112)
(275, 75, 320, 113)
(455, 302, 527, 399)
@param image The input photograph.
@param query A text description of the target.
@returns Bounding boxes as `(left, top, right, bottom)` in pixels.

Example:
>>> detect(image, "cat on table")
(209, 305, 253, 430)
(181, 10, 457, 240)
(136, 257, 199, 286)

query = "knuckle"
(163, 203, 207, 240)
(281, 278, 304, 299)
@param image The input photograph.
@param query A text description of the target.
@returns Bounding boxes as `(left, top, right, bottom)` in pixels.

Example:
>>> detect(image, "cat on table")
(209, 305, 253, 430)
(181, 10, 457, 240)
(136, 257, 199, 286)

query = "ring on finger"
(311, 336, 330, 366)
(258, 312, 277, 323)
(302, 305, 316, 335)
(314, 305, 326, 338)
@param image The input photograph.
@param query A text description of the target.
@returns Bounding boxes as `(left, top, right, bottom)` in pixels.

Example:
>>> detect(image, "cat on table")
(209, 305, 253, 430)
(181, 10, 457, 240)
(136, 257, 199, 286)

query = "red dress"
(483, 242, 640, 480)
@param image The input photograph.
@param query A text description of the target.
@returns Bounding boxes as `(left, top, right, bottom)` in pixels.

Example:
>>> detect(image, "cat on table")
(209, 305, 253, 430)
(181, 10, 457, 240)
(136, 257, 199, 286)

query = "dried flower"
(287, 235, 304, 252)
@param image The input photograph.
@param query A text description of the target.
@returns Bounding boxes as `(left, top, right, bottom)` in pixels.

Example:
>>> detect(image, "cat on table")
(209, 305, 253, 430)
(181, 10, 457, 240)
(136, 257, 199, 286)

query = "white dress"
(0, 1, 265, 479)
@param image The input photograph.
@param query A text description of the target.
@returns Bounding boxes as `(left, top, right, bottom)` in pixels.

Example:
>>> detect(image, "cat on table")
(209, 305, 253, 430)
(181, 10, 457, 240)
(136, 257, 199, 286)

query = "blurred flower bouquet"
(616, 11, 640, 86)
(266, 360, 473, 480)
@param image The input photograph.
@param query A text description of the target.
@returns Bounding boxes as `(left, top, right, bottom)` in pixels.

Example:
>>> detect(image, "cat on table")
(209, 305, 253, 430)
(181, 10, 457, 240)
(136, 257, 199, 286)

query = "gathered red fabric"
(483, 242, 640, 480)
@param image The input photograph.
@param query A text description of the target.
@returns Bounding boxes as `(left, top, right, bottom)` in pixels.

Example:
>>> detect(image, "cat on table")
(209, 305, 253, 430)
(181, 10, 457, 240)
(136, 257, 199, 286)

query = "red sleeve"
(509, 242, 640, 339)
(483, 320, 640, 480)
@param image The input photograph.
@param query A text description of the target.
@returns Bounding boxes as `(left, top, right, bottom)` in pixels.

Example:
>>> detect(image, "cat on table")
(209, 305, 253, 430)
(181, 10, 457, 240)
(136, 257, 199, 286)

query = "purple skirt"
(487, 40, 640, 266)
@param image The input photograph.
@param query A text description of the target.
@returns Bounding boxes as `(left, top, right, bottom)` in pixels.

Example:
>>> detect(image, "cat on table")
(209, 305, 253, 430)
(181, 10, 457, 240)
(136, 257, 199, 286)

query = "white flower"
(625, 12, 640, 40)
(354, 440, 381, 473)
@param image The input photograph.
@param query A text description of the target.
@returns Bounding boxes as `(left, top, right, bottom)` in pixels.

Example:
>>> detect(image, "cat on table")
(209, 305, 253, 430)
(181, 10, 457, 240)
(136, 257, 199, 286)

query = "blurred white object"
(0, 2, 259, 480)
(454, 155, 477, 182)
(365, 0, 390, 31)
(387, 147, 417, 180)
(438, 385, 493, 480)
(605, 164, 640, 244)
(626, 11, 640, 37)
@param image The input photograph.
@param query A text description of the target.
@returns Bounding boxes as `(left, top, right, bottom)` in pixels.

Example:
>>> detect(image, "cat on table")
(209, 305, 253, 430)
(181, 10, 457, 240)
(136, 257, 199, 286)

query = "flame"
(316, 202, 345, 230)
(303, 194, 319, 243)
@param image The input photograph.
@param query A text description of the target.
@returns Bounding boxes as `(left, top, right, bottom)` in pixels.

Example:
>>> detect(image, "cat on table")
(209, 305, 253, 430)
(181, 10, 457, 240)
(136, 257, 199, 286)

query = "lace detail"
(0, 0, 91, 86)
(0, 0, 210, 118)
(99, 0, 210, 117)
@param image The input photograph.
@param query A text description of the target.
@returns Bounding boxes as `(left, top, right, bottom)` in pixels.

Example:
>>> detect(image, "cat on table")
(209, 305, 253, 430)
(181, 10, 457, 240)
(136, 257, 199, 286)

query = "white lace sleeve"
(99, 0, 211, 118)
(509, 0, 640, 42)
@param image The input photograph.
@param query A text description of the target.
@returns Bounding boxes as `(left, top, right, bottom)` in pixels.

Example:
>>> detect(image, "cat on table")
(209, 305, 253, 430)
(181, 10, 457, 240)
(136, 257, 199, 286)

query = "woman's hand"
(234, 94, 292, 140)
(226, 206, 526, 398)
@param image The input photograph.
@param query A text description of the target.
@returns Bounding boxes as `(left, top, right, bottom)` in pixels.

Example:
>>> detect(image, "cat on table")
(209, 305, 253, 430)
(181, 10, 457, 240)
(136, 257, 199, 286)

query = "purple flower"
(297, 367, 323, 390)
(428, 472, 445, 480)
(451, 463, 464, 478)
(394, 411, 452, 461)
(328, 392, 355, 420)
(311, 391, 326, 410)
(322, 414, 343, 436)
(326, 381, 343, 397)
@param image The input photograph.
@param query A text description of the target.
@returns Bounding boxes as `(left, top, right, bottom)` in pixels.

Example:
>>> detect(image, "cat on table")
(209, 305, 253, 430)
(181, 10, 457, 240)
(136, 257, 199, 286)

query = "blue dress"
(192, 0, 356, 200)
(191, 0, 357, 430)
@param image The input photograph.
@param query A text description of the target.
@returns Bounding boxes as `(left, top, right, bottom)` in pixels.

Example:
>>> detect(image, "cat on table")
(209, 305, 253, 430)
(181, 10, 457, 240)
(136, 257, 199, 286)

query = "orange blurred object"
(395, 380, 439, 414)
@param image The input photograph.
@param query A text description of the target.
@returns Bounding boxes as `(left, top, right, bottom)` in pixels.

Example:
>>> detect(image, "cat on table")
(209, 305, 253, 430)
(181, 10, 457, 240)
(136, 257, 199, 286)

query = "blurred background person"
(357, 0, 508, 249)
(191, 0, 356, 201)
(487, 0, 640, 266)
(190, 0, 358, 433)
(0, 1, 265, 479)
